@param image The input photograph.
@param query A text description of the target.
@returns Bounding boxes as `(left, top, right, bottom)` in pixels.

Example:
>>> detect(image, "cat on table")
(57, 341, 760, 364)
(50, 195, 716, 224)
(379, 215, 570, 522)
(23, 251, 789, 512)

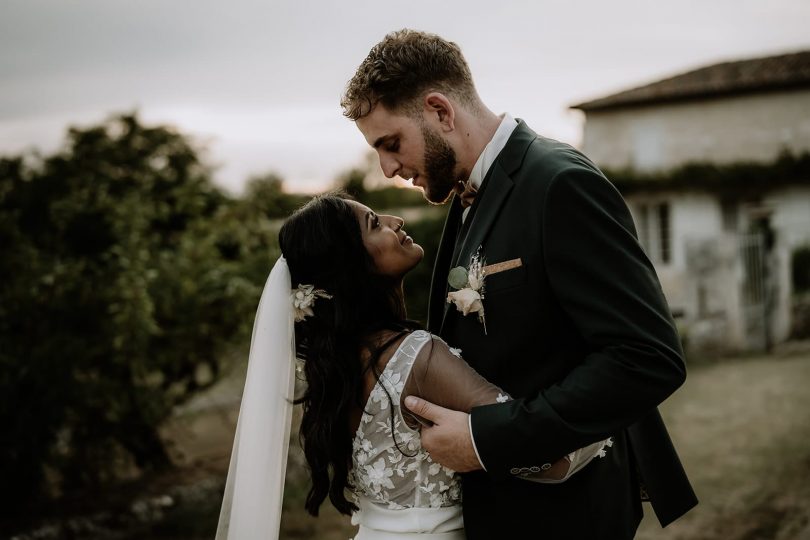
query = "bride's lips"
(400, 233, 413, 245)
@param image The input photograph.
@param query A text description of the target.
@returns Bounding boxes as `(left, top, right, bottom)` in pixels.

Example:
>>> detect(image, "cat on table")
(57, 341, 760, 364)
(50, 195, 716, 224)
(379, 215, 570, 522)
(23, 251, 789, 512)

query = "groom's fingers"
(404, 396, 445, 424)
(403, 397, 482, 472)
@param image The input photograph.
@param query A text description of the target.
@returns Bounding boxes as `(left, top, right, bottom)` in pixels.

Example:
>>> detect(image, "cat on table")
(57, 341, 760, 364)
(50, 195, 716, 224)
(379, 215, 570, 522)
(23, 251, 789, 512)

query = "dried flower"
(446, 247, 487, 333)
(292, 284, 332, 322)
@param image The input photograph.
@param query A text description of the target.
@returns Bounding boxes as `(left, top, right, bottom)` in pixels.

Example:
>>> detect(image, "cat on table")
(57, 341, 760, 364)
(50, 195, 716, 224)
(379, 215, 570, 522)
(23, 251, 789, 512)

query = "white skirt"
(351, 497, 465, 540)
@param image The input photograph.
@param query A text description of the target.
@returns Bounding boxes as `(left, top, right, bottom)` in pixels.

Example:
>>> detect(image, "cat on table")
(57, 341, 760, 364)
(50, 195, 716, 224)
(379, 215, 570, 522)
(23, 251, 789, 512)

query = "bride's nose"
(382, 214, 404, 231)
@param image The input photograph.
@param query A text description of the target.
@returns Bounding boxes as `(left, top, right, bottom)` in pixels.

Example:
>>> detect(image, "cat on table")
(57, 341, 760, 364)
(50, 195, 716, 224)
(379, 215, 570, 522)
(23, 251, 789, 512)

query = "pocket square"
(483, 258, 522, 276)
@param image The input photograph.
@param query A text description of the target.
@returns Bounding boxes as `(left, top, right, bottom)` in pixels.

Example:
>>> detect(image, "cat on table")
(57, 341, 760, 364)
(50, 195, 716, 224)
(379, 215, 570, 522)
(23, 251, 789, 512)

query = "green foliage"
(0, 114, 275, 510)
(402, 209, 448, 325)
(243, 172, 309, 219)
(606, 151, 810, 196)
(360, 186, 427, 210)
(336, 167, 368, 201)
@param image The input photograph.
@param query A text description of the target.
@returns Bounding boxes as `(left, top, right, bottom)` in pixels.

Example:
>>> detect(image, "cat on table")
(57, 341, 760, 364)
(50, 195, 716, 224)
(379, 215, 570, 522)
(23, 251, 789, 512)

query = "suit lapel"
(440, 163, 514, 331)
(427, 197, 464, 333)
(439, 120, 537, 334)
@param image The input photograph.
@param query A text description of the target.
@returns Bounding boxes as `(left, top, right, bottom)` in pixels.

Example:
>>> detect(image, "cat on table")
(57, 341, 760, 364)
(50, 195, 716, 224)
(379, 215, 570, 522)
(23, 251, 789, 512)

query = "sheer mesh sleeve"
(401, 335, 612, 483)
(401, 337, 510, 421)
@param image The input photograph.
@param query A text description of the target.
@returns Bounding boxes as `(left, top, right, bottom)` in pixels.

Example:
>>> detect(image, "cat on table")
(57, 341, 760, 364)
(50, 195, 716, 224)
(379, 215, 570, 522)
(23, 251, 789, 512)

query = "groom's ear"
(423, 92, 455, 132)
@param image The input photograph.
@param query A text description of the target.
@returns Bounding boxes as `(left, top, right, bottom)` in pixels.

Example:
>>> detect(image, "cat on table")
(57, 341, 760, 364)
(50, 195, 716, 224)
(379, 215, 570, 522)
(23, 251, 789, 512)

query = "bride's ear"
(423, 92, 455, 132)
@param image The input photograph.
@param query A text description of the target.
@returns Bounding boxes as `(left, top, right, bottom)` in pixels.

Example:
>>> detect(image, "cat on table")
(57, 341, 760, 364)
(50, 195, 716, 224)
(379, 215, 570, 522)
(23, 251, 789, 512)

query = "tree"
(0, 114, 272, 512)
(243, 172, 309, 219)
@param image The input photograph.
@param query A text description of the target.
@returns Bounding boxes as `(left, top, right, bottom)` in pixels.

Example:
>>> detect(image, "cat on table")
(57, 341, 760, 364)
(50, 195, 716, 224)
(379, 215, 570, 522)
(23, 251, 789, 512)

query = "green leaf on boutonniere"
(448, 266, 469, 290)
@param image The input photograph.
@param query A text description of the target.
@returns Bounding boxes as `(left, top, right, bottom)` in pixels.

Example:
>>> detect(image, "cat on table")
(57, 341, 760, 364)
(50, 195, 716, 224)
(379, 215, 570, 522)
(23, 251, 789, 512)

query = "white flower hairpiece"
(291, 284, 332, 322)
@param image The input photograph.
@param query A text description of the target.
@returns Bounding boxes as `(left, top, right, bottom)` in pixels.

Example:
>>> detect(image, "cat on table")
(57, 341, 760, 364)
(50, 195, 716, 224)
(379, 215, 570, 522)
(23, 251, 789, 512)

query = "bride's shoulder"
(373, 329, 432, 350)
(406, 329, 432, 342)
(416, 332, 461, 356)
(407, 333, 467, 370)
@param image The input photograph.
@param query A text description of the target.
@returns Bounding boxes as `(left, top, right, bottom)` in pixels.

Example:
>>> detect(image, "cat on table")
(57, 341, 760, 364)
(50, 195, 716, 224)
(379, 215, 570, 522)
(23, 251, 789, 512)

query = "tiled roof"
(572, 50, 810, 112)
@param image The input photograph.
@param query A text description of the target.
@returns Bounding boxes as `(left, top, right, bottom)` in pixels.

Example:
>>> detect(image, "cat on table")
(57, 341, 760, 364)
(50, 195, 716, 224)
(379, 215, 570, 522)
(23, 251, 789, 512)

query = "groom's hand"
(404, 396, 483, 472)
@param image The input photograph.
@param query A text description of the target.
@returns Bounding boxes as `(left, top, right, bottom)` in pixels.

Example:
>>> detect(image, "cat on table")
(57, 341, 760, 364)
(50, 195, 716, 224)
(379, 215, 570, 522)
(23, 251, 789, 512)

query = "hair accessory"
(291, 284, 332, 322)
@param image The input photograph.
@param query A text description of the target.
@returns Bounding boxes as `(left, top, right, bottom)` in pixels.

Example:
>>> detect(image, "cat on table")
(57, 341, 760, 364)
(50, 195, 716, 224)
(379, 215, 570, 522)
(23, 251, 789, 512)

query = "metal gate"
(739, 232, 771, 351)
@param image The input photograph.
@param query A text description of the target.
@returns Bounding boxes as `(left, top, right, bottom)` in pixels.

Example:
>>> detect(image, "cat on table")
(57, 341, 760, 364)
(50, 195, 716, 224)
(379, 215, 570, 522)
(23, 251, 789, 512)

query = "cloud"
(2, 0, 809, 192)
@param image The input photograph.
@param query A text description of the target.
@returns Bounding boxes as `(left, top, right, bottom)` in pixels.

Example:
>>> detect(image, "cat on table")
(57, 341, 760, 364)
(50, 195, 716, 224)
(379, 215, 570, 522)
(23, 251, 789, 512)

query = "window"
(636, 201, 672, 264)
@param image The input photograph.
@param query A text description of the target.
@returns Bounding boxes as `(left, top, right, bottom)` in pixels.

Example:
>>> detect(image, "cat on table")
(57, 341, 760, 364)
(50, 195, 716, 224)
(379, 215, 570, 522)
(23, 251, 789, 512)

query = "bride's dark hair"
(278, 193, 419, 516)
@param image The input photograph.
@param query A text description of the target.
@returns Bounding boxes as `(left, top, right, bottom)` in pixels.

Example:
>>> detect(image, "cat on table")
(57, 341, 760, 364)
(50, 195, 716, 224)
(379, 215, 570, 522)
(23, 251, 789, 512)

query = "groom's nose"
(379, 154, 400, 179)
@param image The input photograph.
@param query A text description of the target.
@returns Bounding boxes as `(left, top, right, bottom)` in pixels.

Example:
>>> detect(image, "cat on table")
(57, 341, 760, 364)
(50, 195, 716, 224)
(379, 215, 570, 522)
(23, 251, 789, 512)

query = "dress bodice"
(350, 330, 461, 511)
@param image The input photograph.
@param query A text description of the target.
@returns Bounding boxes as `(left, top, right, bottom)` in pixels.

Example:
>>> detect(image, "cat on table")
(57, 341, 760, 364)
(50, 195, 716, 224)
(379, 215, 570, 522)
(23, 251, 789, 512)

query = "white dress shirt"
(461, 113, 519, 223)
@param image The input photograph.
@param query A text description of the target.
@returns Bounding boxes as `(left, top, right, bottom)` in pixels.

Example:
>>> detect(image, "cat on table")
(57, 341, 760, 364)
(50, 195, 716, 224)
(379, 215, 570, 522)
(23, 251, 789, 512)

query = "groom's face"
(356, 103, 460, 204)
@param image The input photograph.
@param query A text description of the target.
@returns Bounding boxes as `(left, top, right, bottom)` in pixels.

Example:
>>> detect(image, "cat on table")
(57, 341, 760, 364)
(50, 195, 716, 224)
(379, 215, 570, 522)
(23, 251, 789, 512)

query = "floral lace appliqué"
(350, 331, 461, 510)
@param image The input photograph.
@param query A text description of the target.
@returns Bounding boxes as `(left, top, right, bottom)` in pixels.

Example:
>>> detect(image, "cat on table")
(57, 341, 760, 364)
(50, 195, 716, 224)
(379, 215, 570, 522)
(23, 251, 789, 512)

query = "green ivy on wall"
(605, 151, 810, 196)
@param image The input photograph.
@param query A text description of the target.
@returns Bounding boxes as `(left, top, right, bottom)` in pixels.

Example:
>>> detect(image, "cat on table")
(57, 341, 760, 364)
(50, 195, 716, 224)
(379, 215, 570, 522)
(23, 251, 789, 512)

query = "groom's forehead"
(356, 106, 415, 146)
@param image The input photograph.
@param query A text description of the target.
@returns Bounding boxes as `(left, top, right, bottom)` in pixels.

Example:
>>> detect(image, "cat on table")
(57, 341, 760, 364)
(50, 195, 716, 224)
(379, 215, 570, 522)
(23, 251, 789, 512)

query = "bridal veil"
(216, 257, 295, 540)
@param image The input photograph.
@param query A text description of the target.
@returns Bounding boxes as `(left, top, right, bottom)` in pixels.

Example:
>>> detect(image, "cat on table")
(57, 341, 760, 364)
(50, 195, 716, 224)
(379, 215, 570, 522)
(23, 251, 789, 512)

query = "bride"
(216, 194, 610, 539)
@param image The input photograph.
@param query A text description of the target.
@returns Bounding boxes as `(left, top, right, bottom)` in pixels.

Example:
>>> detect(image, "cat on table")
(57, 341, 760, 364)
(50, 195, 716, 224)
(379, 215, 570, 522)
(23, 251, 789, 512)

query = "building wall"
(582, 89, 810, 171)
(767, 186, 810, 249)
(626, 187, 810, 353)
(628, 192, 720, 301)
(627, 193, 746, 350)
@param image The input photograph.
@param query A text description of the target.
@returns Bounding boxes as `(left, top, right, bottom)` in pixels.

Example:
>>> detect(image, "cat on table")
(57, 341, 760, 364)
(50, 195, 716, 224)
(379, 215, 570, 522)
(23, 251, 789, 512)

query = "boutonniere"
(447, 247, 487, 334)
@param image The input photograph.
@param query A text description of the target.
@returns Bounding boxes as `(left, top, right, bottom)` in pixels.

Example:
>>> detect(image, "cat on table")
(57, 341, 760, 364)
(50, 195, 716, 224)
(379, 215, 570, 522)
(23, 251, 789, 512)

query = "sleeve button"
(541, 463, 552, 471)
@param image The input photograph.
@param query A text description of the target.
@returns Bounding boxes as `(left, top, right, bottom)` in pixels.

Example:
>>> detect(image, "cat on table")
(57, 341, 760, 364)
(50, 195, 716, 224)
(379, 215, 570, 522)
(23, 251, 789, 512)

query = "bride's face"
(347, 200, 424, 278)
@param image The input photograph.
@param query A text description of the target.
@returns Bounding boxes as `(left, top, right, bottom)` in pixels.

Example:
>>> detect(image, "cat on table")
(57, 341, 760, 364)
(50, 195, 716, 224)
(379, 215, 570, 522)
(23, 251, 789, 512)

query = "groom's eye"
(386, 139, 399, 152)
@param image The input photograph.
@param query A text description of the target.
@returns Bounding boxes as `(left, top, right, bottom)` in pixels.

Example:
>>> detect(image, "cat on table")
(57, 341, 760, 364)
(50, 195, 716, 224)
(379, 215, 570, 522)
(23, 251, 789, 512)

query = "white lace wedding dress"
(349, 330, 465, 539)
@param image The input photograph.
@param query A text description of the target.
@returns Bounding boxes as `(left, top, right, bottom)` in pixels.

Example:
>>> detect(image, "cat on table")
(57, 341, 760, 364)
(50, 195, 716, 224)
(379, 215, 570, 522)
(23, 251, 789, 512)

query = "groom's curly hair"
(279, 193, 420, 517)
(341, 29, 479, 120)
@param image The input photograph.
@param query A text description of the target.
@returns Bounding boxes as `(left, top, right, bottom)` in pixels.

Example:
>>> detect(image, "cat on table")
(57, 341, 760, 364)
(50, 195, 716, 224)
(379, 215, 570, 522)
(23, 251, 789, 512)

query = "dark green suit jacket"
(427, 121, 697, 539)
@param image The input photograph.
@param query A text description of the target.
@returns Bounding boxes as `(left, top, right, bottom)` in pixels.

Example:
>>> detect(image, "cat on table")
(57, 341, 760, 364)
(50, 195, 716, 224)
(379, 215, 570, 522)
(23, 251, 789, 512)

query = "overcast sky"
(2, 0, 809, 194)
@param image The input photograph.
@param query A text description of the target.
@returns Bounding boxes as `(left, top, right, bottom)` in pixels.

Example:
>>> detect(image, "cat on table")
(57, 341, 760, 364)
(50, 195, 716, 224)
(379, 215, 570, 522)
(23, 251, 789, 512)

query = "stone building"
(572, 50, 810, 353)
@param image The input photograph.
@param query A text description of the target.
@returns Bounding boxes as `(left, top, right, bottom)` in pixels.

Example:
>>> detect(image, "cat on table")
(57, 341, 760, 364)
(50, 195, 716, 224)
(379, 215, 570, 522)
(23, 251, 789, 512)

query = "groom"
(342, 30, 697, 538)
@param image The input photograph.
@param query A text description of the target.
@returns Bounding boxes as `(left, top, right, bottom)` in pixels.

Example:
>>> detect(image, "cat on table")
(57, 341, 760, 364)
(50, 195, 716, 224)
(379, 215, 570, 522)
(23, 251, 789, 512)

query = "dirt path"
(636, 350, 810, 540)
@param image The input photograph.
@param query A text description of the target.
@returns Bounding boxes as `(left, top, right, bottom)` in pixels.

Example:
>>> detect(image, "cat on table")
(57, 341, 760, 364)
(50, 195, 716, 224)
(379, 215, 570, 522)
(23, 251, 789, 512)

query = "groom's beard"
(420, 125, 466, 205)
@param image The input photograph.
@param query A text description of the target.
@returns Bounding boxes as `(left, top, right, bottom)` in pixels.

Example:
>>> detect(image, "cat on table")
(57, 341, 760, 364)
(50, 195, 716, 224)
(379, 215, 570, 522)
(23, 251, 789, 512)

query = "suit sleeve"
(469, 167, 686, 477)
(403, 335, 610, 482)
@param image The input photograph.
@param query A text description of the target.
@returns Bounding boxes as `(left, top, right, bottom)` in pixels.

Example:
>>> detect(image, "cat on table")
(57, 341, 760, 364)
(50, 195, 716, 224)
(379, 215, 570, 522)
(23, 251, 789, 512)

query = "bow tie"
(458, 181, 478, 209)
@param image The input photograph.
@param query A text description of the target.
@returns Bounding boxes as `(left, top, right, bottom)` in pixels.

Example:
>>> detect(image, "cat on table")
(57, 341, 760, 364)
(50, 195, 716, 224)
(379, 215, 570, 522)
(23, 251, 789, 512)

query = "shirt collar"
(467, 113, 519, 190)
